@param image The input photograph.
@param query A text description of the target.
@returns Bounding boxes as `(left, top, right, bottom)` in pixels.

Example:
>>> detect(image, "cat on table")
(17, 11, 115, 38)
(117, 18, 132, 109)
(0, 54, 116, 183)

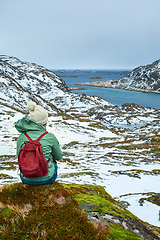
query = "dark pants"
(20, 166, 58, 185)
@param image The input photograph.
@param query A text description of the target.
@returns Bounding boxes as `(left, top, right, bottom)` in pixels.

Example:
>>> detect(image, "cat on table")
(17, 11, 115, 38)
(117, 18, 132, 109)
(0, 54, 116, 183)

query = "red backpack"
(18, 132, 49, 178)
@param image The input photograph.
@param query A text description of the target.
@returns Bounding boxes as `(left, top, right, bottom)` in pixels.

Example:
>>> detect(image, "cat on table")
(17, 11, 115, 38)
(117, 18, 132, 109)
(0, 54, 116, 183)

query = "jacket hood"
(15, 117, 46, 133)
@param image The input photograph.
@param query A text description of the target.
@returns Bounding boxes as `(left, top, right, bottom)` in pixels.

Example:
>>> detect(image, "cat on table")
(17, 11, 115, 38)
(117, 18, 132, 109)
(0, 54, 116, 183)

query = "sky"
(1, 0, 160, 70)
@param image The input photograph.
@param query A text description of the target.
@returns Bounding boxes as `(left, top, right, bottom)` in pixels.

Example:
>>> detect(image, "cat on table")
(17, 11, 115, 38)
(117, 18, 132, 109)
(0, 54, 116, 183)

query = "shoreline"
(68, 86, 85, 90)
(74, 80, 160, 94)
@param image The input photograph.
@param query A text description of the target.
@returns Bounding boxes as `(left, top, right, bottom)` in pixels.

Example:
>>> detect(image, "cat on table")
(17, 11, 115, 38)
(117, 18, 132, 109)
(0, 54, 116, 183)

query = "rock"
(155, 194, 160, 205)
(119, 200, 130, 208)
(90, 76, 102, 79)
(0, 182, 160, 239)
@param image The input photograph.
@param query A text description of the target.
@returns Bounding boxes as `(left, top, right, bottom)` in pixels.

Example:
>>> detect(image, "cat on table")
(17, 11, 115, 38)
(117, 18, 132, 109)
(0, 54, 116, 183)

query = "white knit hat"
(27, 102, 48, 125)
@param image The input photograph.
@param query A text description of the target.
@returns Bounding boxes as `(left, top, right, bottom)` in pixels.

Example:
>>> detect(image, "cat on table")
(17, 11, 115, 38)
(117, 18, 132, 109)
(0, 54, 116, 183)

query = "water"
(53, 69, 160, 109)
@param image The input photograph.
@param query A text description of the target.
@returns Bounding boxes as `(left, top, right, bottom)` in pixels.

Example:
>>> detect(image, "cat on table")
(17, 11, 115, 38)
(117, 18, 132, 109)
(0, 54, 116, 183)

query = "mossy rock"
(0, 182, 107, 239)
(0, 182, 159, 240)
(140, 193, 160, 206)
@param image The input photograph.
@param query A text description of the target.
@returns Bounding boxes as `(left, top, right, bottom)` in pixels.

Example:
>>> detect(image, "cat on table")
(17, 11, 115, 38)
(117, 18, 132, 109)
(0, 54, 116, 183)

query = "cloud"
(0, 0, 160, 69)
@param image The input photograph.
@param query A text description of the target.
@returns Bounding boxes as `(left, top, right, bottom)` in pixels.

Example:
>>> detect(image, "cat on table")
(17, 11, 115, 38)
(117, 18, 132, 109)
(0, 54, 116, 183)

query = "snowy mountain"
(0, 55, 113, 116)
(1, 55, 160, 126)
(117, 59, 160, 92)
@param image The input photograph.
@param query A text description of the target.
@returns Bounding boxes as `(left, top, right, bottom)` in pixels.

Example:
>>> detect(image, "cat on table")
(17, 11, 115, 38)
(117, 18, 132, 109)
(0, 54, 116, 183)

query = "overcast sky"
(1, 0, 160, 70)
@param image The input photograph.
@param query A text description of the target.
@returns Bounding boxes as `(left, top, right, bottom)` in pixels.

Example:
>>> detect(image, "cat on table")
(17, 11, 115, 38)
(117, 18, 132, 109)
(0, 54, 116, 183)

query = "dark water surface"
(53, 69, 160, 109)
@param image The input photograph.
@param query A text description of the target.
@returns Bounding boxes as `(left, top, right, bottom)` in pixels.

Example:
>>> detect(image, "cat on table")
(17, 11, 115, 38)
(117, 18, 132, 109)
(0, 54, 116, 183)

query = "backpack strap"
(36, 132, 48, 141)
(24, 132, 32, 141)
(24, 132, 48, 141)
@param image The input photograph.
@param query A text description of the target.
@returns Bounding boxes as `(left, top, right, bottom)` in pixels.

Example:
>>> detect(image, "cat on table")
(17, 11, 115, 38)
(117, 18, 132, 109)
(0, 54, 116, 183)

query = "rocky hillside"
(117, 59, 160, 92)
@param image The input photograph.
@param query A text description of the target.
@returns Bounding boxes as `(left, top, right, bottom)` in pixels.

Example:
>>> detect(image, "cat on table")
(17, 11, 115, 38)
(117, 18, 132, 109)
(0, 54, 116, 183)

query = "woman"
(15, 101, 63, 185)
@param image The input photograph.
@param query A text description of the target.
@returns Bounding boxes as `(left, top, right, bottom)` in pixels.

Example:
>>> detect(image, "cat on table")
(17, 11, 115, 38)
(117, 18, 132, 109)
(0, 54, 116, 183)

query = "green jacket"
(15, 117, 63, 182)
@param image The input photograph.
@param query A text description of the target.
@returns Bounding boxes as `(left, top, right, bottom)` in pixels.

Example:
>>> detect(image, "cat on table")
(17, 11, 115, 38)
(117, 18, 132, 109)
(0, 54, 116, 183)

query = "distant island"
(90, 76, 102, 79)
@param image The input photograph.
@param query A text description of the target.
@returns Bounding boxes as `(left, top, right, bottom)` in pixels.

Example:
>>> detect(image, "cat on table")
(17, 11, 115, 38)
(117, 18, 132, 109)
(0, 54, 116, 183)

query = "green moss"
(109, 224, 141, 240)
(105, 210, 124, 218)
(62, 184, 108, 199)
(0, 182, 108, 239)
(74, 194, 115, 212)
(0, 208, 15, 220)
(119, 209, 137, 219)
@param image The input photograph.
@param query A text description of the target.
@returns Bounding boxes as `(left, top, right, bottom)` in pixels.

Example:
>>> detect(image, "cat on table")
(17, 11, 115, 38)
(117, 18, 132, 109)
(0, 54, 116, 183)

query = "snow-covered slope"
(0, 55, 113, 116)
(117, 59, 160, 92)
(0, 55, 70, 113)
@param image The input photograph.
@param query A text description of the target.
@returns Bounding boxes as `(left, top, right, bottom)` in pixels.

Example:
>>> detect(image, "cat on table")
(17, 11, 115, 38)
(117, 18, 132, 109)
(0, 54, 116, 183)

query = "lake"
(53, 69, 160, 109)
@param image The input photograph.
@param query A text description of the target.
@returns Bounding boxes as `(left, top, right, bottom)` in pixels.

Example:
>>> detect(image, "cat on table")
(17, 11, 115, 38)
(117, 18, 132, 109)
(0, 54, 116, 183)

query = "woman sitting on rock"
(15, 101, 63, 185)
